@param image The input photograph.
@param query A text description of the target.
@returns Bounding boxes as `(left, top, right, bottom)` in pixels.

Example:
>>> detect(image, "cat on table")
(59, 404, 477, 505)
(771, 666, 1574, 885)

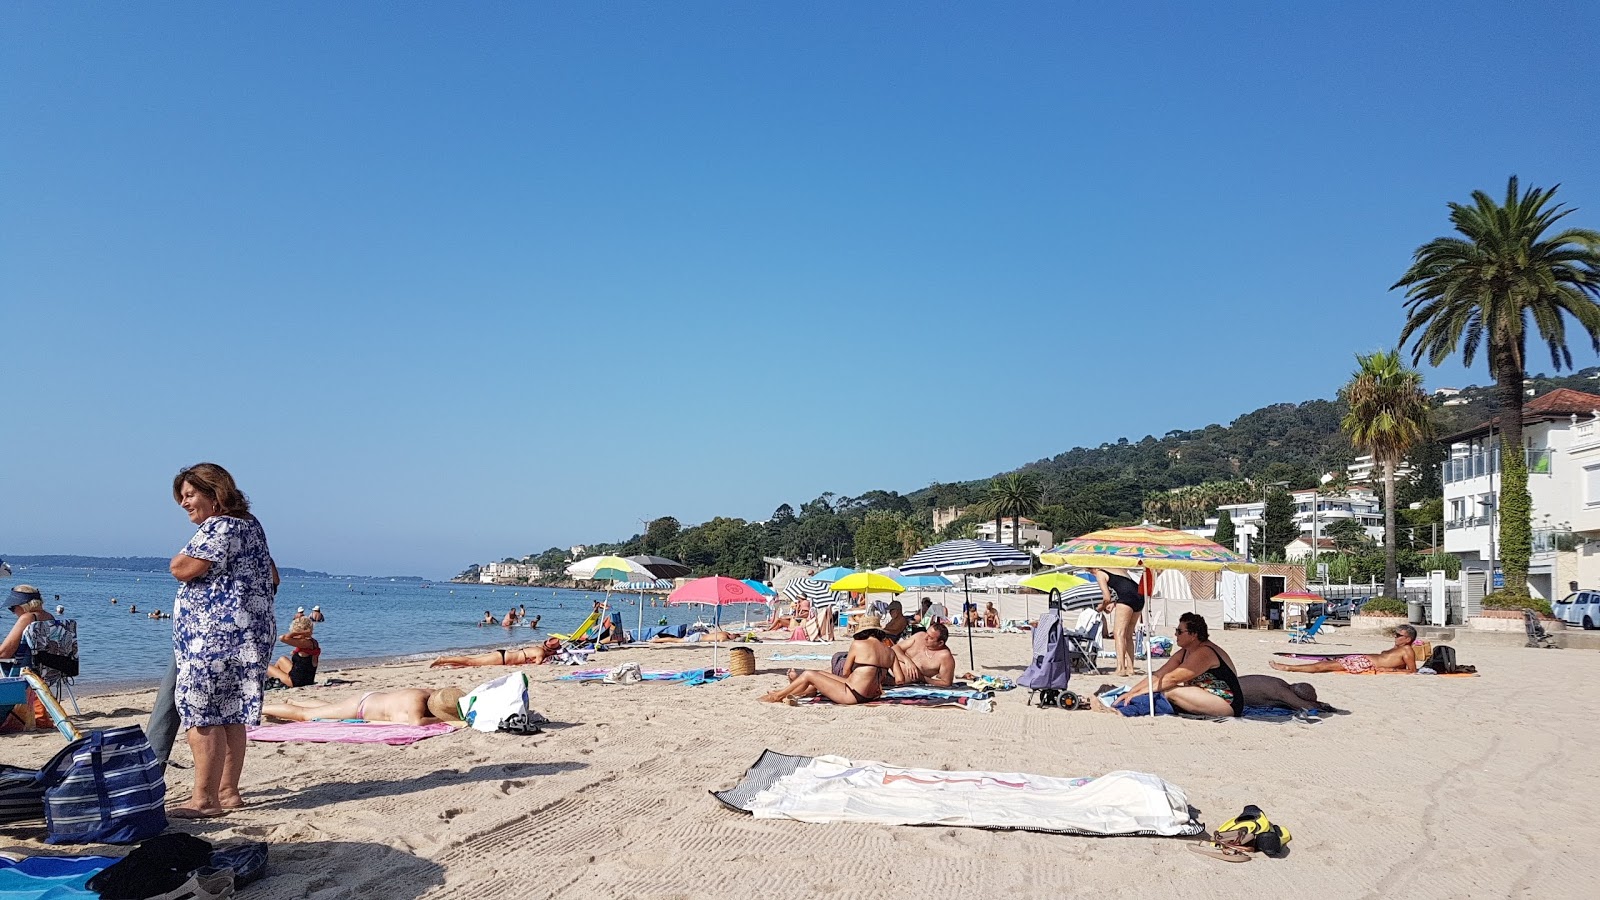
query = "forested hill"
(495, 366, 1600, 581)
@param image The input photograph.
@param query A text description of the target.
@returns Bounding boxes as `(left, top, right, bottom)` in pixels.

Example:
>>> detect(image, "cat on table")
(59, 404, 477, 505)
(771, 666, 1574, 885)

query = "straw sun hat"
(428, 687, 466, 723)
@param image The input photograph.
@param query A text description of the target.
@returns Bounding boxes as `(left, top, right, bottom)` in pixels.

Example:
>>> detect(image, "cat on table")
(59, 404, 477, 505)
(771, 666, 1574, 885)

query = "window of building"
(1586, 464, 1600, 507)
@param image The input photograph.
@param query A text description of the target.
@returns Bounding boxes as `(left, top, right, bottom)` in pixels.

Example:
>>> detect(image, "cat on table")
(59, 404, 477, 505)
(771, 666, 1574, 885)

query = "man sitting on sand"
(762, 629, 896, 705)
(882, 601, 909, 639)
(429, 637, 563, 668)
(892, 622, 956, 687)
(1270, 625, 1420, 675)
(264, 687, 464, 726)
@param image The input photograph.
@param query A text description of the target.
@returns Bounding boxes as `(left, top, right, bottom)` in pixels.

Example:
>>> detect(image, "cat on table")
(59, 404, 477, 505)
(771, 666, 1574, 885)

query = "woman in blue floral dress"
(168, 463, 278, 818)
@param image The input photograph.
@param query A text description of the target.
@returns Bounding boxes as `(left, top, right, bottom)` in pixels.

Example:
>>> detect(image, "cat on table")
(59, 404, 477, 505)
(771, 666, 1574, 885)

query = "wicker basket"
(728, 646, 756, 677)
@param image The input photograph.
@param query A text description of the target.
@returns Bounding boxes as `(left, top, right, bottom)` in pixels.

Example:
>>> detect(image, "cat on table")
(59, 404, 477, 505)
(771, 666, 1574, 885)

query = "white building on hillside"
(479, 561, 541, 584)
(1195, 487, 1384, 558)
(1444, 388, 1600, 599)
(974, 517, 1054, 552)
(1347, 453, 1416, 486)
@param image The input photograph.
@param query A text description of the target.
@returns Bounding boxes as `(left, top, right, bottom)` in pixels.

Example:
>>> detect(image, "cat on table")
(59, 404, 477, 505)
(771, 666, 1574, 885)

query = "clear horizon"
(5, 3, 1596, 579)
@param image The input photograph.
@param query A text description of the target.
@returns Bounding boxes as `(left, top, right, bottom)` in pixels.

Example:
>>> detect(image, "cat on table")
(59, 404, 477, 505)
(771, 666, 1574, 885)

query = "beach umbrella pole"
(964, 574, 975, 672)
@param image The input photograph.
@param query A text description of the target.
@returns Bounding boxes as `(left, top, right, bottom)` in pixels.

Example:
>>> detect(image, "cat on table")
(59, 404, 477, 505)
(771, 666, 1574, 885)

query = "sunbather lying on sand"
(761, 629, 896, 705)
(648, 629, 750, 643)
(1270, 625, 1419, 675)
(891, 622, 956, 687)
(263, 687, 464, 726)
(430, 638, 563, 668)
(1238, 674, 1341, 713)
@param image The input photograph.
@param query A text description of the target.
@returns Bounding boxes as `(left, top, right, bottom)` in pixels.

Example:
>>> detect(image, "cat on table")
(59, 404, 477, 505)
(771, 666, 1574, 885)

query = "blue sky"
(3, 3, 1596, 578)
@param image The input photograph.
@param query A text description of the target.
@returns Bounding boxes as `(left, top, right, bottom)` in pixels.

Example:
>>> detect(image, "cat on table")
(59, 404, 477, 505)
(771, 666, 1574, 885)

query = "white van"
(1551, 592, 1600, 630)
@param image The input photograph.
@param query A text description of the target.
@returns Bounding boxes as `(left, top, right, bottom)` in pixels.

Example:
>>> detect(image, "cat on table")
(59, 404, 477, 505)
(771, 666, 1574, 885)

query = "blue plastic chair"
(1289, 615, 1329, 644)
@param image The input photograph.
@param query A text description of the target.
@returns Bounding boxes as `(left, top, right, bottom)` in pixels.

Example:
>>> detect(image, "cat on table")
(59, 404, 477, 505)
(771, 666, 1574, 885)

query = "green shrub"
(1359, 597, 1407, 617)
(1481, 590, 1553, 617)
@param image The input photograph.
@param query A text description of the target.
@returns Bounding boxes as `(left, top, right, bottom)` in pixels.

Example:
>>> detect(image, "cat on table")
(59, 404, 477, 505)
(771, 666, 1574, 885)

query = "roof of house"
(1285, 536, 1340, 550)
(1443, 388, 1600, 442)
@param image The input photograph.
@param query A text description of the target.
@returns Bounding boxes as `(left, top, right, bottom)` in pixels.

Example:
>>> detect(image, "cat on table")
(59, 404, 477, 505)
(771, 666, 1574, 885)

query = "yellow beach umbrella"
(1019, 572, 1092, 593)
(827, 572, 906, 594)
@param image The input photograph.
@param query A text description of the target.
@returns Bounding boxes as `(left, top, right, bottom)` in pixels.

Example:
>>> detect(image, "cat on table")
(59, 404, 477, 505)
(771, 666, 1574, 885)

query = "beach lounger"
(1288, 615, 1328, 644)
(552, 609, 602, 642)
(1066, 615, 1103, 675)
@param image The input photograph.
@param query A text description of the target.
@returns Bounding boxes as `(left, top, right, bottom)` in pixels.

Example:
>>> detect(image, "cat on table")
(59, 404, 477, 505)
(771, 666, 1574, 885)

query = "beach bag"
(461, 672, 529, 733)
(1018, 608, 1071, 690)
(38, 726, 167, 844)
(0, 764, 43, 825)
(1426, 645, 1458, 674)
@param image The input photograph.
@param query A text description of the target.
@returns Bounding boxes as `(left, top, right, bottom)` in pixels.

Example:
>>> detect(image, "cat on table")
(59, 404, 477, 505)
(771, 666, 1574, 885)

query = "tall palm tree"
(1340, 349, 1431, 598)
(1396, 177, 1600, 594)
(982, 473, 1042, 548)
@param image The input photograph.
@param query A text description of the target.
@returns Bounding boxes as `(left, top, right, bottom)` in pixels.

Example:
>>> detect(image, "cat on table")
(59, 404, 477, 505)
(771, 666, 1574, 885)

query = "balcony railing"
(1445, 513, 1494, 530)
(1443, 448, 1552, 483)
(1532, 528, 1578, 555)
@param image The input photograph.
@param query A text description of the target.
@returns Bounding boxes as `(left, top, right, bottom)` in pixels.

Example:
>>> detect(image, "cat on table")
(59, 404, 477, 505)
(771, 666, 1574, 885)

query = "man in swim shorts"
(429, 637, 563, 668)
(1269, 625, 1420, 675)
(264, 687, 464, 726)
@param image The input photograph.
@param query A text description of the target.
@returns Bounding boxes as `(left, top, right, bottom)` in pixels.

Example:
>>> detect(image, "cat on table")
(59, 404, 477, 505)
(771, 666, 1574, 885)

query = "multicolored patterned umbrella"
(1040, 525, 1258, 572)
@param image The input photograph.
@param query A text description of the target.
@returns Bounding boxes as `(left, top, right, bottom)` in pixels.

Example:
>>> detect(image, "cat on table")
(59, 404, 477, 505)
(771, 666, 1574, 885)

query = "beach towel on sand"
(558, 668, 726, 686)
(794, 686, 993, 712)
(246, 721, 455, 745)
(714, 750, 1202, 837)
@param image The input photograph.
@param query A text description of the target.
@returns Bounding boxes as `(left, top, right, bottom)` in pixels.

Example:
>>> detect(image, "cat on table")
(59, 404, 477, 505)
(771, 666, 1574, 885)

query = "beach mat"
(247, 721, 457, 745)
(795, 686, 993, 712)
(557, 668, 727, 686)
(713, 750, 1202, 836)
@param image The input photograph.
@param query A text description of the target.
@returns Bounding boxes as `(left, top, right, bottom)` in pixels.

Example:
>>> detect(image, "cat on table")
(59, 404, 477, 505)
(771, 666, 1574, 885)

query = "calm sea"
(6, 568, 751, 688)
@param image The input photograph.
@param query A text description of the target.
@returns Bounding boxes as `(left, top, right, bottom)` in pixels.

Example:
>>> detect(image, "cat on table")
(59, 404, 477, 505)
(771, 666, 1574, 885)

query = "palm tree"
(1340, 349, 1430, 598)
(1396, 177, 1600, 594)
(981, 473, 1042, 548)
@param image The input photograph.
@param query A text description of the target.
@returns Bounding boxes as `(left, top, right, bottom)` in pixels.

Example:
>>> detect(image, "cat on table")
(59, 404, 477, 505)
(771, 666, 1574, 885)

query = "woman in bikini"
(429, 637, 563, 668)
(760, 629, 896, 705)
(263, 687, 464, 725)
(1112, 612, 1243, 717)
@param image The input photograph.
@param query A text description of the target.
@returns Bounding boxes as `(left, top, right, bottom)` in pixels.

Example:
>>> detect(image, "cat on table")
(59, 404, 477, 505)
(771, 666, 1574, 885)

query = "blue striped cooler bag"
(38, 725, 168, 843)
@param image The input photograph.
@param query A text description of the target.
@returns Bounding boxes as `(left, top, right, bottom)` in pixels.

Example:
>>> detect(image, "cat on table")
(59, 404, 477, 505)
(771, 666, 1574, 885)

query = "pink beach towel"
(247, 721, 457, 745)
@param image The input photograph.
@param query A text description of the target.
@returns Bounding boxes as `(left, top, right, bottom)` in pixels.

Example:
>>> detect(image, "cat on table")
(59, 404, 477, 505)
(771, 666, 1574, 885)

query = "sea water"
(7, 568, 751, 687)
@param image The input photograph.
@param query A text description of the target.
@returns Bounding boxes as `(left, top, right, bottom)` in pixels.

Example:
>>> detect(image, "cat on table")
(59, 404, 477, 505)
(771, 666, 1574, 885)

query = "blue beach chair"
(1288, 615, 1329, 644)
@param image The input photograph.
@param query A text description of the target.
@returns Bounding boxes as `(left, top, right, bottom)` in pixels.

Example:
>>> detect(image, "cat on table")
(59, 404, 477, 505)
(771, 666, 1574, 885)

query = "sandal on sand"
(1188, 841, 1251, 863)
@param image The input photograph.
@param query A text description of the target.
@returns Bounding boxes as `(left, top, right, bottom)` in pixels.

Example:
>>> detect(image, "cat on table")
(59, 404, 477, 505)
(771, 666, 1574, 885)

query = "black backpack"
(1426, 645, 1458, 674)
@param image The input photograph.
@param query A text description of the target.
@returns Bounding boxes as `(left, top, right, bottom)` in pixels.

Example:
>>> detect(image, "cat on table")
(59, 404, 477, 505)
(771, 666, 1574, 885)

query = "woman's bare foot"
(1269, 660, 1291, 671)
(759, 691, 784, 703)
(218, 788, 245, 810)
(168, 804, 227, 819)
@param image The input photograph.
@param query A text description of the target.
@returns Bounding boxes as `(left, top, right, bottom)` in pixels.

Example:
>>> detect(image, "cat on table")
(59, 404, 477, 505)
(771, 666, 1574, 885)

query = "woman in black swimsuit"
(1092, 568, 1147, 677)
(760, 629, 895, 705)
(268, 619, 320, 688)
(1114, 613, 1242, 717)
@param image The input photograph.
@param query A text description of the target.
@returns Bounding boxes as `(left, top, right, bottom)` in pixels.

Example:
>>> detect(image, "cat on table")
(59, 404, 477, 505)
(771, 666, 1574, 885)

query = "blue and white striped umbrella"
(615, 579, 674, 591)
(781, 577, 838, 603)
(899, 539, 1032, 575)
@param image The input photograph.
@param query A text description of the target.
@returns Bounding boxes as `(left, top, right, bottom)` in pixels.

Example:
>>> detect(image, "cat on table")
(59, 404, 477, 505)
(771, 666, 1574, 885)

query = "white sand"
(4, 630, 1598, 899)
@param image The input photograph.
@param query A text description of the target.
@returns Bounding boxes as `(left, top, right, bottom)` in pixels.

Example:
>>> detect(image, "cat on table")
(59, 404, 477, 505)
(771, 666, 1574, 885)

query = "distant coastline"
(1, 554, 338, 579)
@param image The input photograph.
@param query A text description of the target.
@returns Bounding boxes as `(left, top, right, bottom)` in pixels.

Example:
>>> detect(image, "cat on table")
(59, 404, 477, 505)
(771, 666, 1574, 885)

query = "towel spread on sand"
(246, 721, 457, 744)
(768, 653, 832, 661)
(557, 668, 727, 686)
(714, 750, 1202, 836)
(796, 686, 993, 712)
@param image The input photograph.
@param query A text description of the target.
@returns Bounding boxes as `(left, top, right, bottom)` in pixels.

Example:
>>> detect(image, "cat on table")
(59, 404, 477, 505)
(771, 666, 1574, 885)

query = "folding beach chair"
(1288, 615, 1328, 645)
(1064, 614, 1103, 675)
(1524, 609, 1558, 649)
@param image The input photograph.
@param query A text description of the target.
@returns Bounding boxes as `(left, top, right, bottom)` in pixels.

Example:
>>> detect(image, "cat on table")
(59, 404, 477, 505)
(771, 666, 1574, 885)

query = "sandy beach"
(4, 629, 1598, 900)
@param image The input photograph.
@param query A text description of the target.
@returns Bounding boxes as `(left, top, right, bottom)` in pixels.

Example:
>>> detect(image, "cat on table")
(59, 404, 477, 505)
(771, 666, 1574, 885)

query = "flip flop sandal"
(1188, 841, 1251, 863)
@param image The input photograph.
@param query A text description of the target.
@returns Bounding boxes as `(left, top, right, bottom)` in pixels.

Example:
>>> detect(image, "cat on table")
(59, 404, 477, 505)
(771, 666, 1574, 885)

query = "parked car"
(1551, 592, 1600, 630)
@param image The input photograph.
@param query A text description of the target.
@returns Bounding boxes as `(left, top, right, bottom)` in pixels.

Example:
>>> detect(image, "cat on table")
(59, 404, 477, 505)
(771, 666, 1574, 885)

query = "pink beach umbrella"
(667, 577, 768, 670)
